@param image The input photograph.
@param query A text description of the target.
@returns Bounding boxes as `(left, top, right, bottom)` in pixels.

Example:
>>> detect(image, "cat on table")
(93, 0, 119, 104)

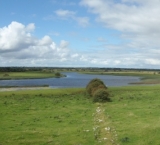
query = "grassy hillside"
(0, 86, 160, 144)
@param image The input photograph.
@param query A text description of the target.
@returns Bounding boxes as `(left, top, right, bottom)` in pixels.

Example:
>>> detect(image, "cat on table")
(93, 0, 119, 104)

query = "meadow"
(0, 86, 160, 145)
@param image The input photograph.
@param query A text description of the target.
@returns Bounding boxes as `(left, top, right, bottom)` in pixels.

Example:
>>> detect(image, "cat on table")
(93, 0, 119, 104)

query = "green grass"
(0, 71, 64, 80)
(0, 88, 96, 145)
(0, 86, 160, 144)
(106, 85, 160, 145)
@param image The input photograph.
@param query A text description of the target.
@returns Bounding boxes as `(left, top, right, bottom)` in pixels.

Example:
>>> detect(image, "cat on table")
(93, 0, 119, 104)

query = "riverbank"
(80, 71, 160, 85)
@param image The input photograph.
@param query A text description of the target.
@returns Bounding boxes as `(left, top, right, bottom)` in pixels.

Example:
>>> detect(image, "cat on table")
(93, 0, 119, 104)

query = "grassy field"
(0, 71, 63, 80)
(81, 71, 160, 85)
(0, 86, 160, 145)
(106, 85, 160, 145)
(0, 88, 96, 145)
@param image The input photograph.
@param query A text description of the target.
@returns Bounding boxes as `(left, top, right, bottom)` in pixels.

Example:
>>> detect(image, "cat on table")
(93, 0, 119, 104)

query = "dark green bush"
(55, 72, 61, 78)
(93, 88, 110, 103)
(86, 78, 107, 96)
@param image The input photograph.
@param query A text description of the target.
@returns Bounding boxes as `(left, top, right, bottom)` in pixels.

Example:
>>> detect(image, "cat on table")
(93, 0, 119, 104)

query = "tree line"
(0, 67, 43, 72)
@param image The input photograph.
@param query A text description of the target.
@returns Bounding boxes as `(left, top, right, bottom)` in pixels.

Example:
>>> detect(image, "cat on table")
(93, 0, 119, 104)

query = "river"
(0, 72, 141, 88)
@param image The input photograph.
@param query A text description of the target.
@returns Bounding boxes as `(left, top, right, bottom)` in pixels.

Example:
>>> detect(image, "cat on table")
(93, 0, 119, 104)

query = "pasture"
(0, 86, 160, 144)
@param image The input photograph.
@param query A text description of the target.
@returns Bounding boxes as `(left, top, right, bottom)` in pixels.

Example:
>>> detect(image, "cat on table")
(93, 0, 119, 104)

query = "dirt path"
(93, 103, 118, 145)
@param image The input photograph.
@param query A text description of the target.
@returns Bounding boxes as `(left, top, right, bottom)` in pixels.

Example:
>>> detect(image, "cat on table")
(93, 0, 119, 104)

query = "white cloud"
(59, 40, 69, 48)
(145, 59, 160, 65)
(39, 36, 52, 46)
(0, 21, 35, 51)
(80, 0, 160, 67)
(55, 9, 89, 27)
(1, 22, 112, 67)
(74, 17, 89, 27)
(55, 9, 75, 18)
(80, 0, 160, 34)
(26, 23, 35, 31)
(71, 53, 79, 58)
(0, 21, 82, 66)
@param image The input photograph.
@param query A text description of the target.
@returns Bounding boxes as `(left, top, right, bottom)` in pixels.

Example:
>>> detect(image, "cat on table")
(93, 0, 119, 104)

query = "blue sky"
(1, 0, 160, 68)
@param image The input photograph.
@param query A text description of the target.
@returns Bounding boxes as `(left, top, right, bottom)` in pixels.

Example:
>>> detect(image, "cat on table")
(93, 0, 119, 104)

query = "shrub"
(55, 72, 61, 78)
(93, 88, 110, 103)
(86, 78, 107, 96)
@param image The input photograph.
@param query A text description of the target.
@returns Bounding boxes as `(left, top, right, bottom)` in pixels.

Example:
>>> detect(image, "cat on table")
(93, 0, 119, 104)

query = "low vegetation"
(86, 78, 107, 96)
(0, 88, 96, 145)
(0, 85, 160, 144)
(93, 88, 110, 103)
(0, 71, 64, 80)
(86, 78, 110, 102)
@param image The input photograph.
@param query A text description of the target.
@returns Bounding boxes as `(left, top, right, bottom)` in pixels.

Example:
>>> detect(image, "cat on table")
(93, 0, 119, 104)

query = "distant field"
(1, 70, 160, 85)
(0, 71, 63, 80)
(81, 71, 160, 85)
(0, 86, 160, 144)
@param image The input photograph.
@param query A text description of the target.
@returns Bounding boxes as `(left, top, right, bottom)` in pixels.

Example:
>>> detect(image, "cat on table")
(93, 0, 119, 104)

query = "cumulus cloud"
(1, 22, 116, 67)
(0, 21, 81, 66)
(55, 9, 89, 27)
(0, 21, 35, 52)
(38, 36, 52, 46)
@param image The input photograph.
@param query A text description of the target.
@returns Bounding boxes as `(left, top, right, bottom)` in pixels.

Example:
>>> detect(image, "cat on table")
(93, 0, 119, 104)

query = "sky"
(1, 0, 160, 68)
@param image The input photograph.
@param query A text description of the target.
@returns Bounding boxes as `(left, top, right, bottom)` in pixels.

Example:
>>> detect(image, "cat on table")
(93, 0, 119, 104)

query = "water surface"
(0, 72, 140, 88)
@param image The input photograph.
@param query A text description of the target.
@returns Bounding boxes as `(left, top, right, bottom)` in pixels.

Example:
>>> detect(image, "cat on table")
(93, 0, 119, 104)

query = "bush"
(86, 78, 111, 103)
(93, 88, 110, 103)
(86, 78, 107, 96)
(55, 72, 61, 78)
